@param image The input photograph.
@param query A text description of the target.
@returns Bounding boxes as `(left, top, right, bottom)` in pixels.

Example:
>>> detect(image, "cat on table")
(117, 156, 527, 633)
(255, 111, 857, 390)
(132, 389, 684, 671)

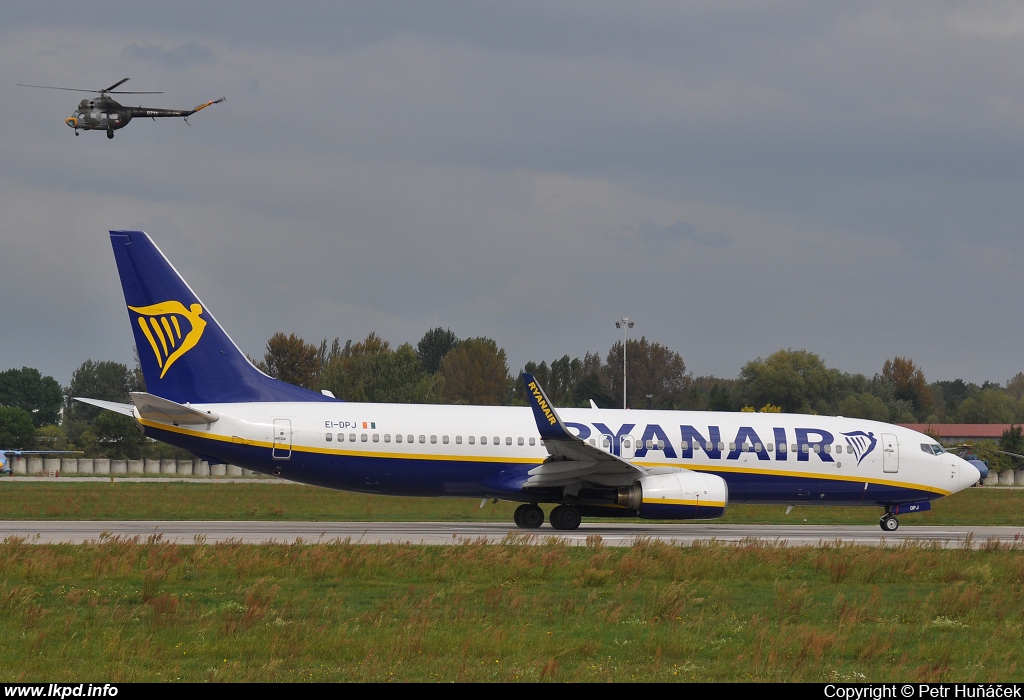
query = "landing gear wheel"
(107, 129, 114, 139)
(549, 505, 582, 531)
(514, 503, 544, 529)
(880, 515, 899, 532)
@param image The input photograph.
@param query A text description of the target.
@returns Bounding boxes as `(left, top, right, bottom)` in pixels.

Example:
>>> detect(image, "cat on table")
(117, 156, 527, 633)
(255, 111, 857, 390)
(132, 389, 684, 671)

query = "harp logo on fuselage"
(128, 301, 207, 379)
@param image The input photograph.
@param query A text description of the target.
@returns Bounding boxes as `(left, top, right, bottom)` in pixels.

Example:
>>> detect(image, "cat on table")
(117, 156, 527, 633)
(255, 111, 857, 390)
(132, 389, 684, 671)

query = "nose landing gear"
(106, 129, 114, 139)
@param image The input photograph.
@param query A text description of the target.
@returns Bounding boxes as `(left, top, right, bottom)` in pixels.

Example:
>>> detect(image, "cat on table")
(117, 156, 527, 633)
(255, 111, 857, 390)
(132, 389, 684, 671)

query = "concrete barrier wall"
(6, 457, 260, 478)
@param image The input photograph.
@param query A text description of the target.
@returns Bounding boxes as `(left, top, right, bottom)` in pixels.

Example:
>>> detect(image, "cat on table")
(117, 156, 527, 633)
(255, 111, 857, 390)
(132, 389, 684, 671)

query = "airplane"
(0, 450, 83, 475)
(76, 231, 982, 531)
(18, 78, 224, 139)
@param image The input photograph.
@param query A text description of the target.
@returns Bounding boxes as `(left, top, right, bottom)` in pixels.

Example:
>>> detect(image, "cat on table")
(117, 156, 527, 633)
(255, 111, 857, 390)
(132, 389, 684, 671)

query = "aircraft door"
(881, 433, 899, 473)
(620, 435, 636, 460)
(273, 419, 292, 459)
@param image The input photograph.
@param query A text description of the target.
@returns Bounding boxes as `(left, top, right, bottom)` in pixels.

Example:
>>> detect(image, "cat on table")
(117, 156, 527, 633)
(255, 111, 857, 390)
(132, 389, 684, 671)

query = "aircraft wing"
(521, 373, 645, 488)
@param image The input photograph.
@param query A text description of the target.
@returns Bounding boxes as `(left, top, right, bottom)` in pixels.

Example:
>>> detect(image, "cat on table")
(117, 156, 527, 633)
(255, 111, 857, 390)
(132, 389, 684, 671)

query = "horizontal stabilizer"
(73, 397, 135, 417)
(130, 392, 219, 425)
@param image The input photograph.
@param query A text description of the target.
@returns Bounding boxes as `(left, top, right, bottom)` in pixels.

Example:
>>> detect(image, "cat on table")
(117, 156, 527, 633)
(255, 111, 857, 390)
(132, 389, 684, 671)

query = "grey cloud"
(122, 41, 217, 67)
(638, 221, 730, 249)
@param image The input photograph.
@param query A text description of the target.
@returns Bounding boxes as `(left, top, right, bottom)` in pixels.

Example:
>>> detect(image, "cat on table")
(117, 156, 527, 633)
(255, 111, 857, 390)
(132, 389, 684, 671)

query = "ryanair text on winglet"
(528, 381, 557, 426)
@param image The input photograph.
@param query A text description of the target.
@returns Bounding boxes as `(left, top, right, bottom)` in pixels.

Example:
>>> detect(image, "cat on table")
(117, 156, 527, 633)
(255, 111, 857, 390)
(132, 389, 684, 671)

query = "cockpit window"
(921, 443, 944, 456)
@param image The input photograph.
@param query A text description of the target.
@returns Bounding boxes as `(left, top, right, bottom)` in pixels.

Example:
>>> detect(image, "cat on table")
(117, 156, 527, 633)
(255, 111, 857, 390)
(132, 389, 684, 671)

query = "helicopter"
(0, 449, 82, 476)
(18, 78, 224, 139)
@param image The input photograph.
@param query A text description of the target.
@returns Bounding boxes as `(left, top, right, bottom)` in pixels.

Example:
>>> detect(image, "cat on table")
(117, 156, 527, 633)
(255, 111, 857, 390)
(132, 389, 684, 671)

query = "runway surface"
(2, 520, 1023, 547)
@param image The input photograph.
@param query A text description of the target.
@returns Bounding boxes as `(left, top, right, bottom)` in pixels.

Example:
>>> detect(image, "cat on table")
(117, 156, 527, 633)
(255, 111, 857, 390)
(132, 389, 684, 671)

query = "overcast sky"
(3, 2, 1023, 388)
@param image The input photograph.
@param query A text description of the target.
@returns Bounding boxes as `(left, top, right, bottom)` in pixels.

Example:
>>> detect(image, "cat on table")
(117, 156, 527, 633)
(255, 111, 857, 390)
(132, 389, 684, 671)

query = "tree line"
(3, 328, 1024, 459)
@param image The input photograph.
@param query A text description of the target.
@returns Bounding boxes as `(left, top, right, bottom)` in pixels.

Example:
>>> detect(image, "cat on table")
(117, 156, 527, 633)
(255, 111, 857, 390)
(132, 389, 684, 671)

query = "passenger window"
(469, 436, 475, 444)
(419, 435, 426, 444)
(813, 444, 820, 453)
(325, 433, 332, 442)
(681, 441, 690, 451)
(407, 435, 414, 443)
(384, 434, 391, 443)
(729, 442, 737, 451)
(801, 444, 809, 453)
(337, 433, 343, 442)
(430, 435, 437, 444)
(349, 433, 356, 442)
(529, 438, 536, 446)
(372, 434, 379, 442)
(754, 443, 762, 452)
(791, 444, 798, 453)
(778, 443, 786, 453)
(494, 437, 500, 445)
(589, 438, 595, 445)
(836, 445, 842, 454)
(717, 442, 725, 451)
(518, 437, 524, 446)
(456, 436, 462, 444)
(361, 434, 368, 442)
(396, 434, 403, 443)
(741, 443, 749, 452)
(505, 437, 512, 446)
(705, 442, 713, 451)
(658, 441, 665, 450)
(443, 435, 449, 444)
(823, 444, 830, 454)
(481, 437, 487, 445)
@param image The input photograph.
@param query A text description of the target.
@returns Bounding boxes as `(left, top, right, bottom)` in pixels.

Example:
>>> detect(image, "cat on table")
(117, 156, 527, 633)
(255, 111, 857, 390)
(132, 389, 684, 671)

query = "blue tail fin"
(110, 231, 335, 404)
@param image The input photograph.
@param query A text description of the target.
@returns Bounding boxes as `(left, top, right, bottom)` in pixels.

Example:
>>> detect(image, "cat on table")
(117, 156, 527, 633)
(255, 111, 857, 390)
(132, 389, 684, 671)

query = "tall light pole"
(615, 317, 634, 409)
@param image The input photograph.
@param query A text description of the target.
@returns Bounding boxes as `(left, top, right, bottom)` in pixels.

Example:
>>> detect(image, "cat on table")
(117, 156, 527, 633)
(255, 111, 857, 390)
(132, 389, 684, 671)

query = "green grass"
(0, 480, 1021, 525)
(1, 536, 1023, 681)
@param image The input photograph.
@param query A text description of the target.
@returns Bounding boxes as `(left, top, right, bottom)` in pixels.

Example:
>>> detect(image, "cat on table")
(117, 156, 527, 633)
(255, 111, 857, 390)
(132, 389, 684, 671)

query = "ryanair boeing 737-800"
(78, 231, 981, 531)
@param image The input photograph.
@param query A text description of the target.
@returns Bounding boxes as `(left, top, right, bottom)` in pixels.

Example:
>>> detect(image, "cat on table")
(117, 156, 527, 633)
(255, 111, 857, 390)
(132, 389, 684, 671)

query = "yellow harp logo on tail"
(128, 301, 207, 379)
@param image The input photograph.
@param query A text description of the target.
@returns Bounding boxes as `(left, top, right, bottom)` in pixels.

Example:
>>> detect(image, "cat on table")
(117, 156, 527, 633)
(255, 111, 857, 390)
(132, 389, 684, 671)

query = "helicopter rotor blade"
(18, 84, 99, 93)
(993, 449, 1024, 460)
(102, 78, 131, 93)
(18, 83, 162, 95)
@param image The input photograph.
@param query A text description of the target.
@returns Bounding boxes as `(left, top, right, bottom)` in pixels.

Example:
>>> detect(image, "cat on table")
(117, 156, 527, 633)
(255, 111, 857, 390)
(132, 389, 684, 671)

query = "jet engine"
(616, 471, 728, 520)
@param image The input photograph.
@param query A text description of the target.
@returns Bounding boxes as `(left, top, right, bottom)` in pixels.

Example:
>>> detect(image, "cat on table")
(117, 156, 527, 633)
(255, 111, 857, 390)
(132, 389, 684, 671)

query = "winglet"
(522, 373, 573, 441)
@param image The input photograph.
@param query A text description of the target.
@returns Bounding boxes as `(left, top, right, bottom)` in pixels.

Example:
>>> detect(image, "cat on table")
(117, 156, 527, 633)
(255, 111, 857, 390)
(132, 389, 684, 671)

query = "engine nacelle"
(616, 471, 728, 520)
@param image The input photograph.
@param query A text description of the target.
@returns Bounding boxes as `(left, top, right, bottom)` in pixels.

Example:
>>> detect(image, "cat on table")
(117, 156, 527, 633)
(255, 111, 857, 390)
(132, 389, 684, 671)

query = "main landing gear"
(513, 503, 544, 529)
(879, 511, 899, 531)
(512, 503, 582, 530)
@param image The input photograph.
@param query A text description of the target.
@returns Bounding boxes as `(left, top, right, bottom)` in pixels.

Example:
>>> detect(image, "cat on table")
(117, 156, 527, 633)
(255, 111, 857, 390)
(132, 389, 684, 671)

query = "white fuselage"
(137, 402, 980, 505)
